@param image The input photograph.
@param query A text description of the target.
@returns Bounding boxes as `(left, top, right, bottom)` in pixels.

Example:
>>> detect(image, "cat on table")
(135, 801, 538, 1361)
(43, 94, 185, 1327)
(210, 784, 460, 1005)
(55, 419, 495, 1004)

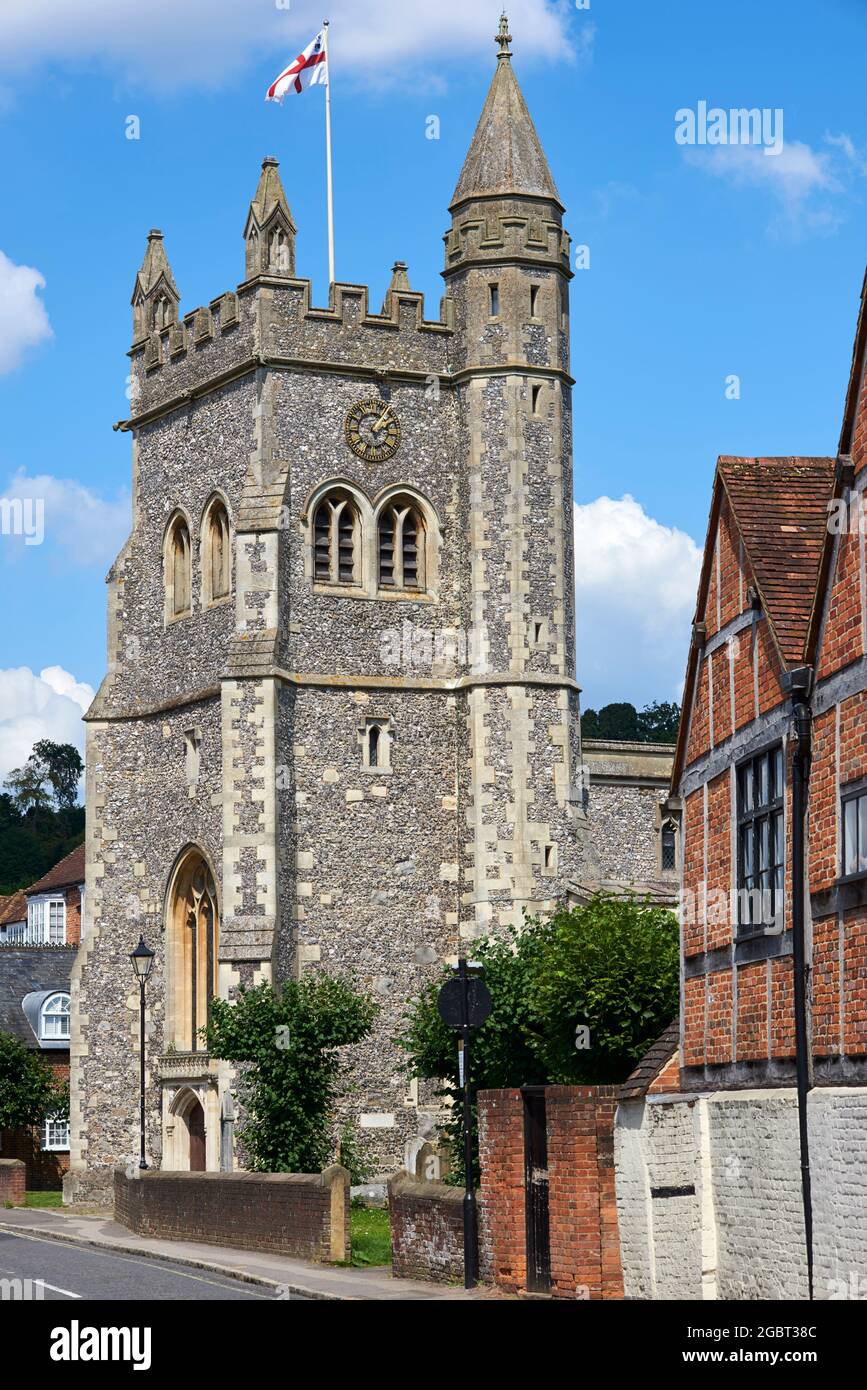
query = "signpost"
(437, 958, 492, 1289)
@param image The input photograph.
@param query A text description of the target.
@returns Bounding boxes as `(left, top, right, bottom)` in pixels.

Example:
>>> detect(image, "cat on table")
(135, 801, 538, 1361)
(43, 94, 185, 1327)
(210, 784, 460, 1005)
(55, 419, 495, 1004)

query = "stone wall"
(388, 1171, 464, 1284)
(615, 1087, 867, 1300)
(114, 1164, 350, 1263)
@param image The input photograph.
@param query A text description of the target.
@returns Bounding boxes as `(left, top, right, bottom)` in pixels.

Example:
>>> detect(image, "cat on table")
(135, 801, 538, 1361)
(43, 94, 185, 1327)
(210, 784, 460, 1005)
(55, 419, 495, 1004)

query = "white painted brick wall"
(616, 1086, 867, 1301)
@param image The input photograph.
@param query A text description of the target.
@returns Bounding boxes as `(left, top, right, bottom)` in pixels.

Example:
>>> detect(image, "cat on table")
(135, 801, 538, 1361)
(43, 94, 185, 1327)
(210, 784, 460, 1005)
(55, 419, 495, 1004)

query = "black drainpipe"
(786, 664, 814, 1301)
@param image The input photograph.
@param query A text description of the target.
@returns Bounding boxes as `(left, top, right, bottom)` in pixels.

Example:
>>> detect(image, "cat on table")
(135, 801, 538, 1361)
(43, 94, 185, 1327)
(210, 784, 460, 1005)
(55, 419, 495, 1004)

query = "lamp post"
(129, 935, 155, 1170)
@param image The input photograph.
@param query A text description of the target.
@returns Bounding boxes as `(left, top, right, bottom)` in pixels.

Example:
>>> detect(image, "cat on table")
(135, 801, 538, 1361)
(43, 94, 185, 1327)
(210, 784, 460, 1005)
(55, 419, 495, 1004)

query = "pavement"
(0, 1207, 494, 1301)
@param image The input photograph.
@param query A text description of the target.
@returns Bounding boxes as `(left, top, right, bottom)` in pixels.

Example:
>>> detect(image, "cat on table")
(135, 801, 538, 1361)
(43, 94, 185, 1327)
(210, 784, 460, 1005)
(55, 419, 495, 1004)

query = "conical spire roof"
(450, 15, 562, 211)
(246, 156, 296, 230)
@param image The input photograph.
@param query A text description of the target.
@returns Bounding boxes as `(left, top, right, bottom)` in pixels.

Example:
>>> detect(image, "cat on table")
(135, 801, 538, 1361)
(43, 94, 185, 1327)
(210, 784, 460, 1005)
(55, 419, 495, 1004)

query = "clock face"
(344, 397, 401, 464)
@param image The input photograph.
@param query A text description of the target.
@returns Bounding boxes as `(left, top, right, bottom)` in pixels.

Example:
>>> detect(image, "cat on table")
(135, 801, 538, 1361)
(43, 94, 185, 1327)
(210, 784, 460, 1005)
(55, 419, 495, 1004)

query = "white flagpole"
(323, 18, 335, 289)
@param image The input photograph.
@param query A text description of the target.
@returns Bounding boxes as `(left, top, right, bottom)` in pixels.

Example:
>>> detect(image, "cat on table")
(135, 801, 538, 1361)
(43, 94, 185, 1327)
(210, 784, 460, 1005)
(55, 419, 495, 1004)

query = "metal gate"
(522, 1087, 551, 1292)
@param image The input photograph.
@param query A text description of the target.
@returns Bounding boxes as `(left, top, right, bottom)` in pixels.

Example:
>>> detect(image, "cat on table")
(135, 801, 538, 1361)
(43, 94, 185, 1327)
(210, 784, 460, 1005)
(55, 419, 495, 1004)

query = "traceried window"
(203, 498, 231, 603)
(378, 500, 424, 593)
(166, 514, 192, 618)
(737, 745, 784, 934)
(841, 784, 867, 878)
(313, 492, 360, 586)
(41, 993, 71, 1040)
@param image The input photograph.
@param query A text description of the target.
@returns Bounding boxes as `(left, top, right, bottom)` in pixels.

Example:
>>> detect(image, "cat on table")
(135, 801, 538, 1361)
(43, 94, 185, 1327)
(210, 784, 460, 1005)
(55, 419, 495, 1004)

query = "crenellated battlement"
(444, 207, 571, 277)
(125, 265, 455, 424)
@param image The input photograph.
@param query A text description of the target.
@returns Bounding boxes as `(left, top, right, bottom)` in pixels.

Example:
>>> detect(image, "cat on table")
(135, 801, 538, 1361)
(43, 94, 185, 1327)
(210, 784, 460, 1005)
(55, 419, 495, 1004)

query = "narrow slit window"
(531, 384, 542, 415)
(489, 283, 500, 316)
(543, 844, 554, 869)
(661, 822, 677, 872)
(363, 719, 390, 771)
(530, 284, 539, 317)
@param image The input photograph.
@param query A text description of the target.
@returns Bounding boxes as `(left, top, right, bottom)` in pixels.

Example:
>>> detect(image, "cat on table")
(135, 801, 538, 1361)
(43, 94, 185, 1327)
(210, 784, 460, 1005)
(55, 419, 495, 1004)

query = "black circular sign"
(437, 976, 492, 1030)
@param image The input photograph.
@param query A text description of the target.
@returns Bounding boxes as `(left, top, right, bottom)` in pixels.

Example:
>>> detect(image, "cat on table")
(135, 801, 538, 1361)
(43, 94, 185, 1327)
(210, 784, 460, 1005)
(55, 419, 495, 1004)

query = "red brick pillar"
(478, 1088, 526, 1292)
(0, 1158, 27, 1206)
(541, 1086, 625, 1300)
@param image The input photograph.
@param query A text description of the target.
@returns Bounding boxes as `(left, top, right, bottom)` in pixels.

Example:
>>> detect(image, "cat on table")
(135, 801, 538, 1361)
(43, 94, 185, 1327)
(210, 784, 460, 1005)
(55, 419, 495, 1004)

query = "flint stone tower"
(66, 19, 593, 1199)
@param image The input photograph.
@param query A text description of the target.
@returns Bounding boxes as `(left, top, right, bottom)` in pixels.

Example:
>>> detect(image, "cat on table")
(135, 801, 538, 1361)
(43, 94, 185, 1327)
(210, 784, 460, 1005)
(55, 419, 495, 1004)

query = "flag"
(266, 31, 328, 102)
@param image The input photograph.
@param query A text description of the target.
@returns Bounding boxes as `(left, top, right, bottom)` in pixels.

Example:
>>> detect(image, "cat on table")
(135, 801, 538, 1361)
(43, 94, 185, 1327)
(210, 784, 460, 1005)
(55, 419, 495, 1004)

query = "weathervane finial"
(496, 12, 512, 60)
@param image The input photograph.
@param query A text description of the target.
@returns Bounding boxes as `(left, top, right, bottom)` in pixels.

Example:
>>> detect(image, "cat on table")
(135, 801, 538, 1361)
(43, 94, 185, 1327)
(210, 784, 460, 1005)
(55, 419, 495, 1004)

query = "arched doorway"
(166, 849, 219, 1053)
(187, 1098, 206, 1172)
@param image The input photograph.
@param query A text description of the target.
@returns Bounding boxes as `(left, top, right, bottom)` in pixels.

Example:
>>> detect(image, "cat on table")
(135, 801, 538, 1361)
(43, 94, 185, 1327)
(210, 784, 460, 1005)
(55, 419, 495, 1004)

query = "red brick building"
(615, 271, 867, 1301)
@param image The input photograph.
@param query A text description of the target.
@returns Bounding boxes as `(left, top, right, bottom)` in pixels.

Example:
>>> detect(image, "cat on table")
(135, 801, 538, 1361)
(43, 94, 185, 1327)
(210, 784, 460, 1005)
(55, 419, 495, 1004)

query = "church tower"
(447, 15, 585, 937)
(67, 18, 588, 1200)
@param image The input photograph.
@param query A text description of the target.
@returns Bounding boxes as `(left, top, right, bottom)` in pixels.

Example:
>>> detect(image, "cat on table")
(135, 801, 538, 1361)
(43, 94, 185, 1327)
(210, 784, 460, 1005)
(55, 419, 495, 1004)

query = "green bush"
(206, 974, 377, 1174)
(397, 895, 679, 1181)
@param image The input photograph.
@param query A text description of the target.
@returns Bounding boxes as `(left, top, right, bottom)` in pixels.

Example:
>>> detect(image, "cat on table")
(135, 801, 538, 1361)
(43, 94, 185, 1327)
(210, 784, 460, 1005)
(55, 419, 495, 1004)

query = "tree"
(32, 741, 84, 809)
(0, 1032, 62, 1131)
(581, 701, 640, 742)
(205, 975, 377, 1173)
(4, 741, 83, 814)
(3, 760, 52, 814)
(581, 700, 681, 745)
(398, 897, 679, 1181)
(520, 897, 679, 1083)
(636, 701, 681, 744)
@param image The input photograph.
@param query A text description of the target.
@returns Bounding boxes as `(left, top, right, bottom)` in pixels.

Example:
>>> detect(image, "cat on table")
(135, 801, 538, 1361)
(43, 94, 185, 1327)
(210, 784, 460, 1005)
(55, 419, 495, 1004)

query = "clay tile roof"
(0, 889, 27, 928)
(26, 842, 85, 896)
(718, 455, 836, 667)
(619, 1019, 679, 1102)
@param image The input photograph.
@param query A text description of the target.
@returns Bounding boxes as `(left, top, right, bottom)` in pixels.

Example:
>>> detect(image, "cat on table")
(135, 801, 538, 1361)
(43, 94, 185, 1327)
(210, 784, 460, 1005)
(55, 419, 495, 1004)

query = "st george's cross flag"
(266, 31, 328, 102)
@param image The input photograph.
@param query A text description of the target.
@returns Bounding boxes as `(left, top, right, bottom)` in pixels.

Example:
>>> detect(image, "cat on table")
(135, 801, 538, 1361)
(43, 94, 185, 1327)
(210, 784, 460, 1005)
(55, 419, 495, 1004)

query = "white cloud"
(573, 495, 701, 710)
(0, 0, 581, 93)
(683, 132, 867, 239)
(0, 470, 130, 566)
(0, 250, 51, 373)
(0, 665, 93, 784)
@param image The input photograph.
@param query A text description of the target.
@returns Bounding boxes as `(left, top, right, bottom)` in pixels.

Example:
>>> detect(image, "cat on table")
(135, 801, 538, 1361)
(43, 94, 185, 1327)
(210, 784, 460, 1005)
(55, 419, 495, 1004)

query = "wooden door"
(188, 1099, 206, 1172)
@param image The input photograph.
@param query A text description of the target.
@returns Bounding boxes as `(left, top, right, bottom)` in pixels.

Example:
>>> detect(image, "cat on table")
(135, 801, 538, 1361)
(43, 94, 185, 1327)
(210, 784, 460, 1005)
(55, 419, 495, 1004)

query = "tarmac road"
(0, 1230, 283, 1301)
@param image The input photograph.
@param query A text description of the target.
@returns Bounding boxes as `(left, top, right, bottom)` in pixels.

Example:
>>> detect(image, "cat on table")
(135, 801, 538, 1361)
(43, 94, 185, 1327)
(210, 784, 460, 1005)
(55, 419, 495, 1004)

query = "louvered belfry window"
(378, 502, 423, 592)
(313, 493, 358, 585)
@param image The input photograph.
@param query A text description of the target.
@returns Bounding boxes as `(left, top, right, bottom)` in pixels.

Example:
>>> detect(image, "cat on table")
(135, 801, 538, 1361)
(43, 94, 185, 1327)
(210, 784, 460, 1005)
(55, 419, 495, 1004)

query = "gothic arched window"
(202, 498, 231, 604)
(167, 851, 219, 1054)
(312, 492, 360, 587)
(166, 514, 192, 619)
(378, 499, 425, 592)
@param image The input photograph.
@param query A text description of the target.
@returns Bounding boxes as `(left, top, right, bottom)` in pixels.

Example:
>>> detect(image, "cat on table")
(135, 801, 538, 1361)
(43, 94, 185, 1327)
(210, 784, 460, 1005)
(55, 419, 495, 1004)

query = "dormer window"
(41, 992, 71, 1040)
(27, 895, 66, 945)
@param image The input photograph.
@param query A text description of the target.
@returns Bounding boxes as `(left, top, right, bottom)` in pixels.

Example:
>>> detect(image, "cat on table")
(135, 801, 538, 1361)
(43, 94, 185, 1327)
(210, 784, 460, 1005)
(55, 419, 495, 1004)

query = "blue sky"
(1, 0, 866, 775)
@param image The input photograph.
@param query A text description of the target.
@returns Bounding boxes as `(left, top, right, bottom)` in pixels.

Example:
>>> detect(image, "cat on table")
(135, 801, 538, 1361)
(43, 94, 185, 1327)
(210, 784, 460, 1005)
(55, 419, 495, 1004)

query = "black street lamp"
(129, 935, 156, 1171)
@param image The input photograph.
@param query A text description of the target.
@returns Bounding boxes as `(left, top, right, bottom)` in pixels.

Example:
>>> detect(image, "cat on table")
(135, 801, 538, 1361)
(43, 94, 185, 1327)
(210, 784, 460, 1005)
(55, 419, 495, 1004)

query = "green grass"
(349, 1206, 391, 1267)
(24, 1191, 63, 1208)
